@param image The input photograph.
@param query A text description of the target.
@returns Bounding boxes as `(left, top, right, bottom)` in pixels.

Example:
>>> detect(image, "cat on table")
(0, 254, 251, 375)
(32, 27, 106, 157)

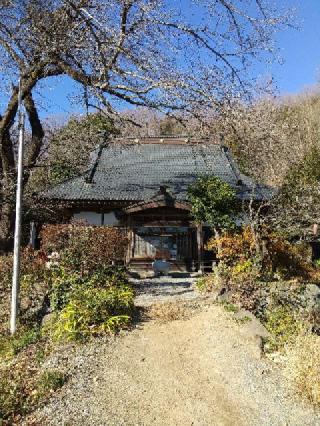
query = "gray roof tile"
(42, 143, 272, 202)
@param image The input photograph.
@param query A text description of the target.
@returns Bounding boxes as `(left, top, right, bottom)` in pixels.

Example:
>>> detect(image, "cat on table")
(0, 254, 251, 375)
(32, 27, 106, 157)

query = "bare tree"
(0, 0, 289, 250)
(205, 88, 320, 188)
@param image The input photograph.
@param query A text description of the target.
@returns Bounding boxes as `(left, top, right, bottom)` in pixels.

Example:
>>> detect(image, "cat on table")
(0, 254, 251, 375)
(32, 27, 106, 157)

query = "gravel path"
(28, 303, 320, 426)
(132, 276, 201, 307)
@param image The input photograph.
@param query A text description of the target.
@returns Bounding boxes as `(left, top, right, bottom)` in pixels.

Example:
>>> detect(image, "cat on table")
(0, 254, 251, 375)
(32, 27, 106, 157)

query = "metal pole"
(10, 97, 25, 335)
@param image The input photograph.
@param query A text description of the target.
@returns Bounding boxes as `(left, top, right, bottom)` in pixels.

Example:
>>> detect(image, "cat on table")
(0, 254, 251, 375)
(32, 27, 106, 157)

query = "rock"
(235, 309, 269, 358)
(235, 310, 269, 338)
(152, 260, 170, 275)
(304, 284, 320, 308)
(216, 289, 232, 303)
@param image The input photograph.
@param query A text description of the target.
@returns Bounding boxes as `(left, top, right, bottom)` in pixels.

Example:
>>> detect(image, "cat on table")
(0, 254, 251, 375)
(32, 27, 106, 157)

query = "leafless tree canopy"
(0, 0, 288, 116)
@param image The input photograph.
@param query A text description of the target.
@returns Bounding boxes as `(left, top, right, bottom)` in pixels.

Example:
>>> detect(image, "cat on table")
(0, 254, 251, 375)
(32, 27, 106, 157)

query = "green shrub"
(0, 328, 41, 361)
(0, 367, 65, 423)
(47, 285, 134, 342)
(234, 315, 252, 325)
(49, 268, 83, 311)
(0, 356, 41, 423)
(220, 301, 239, 313)
(188, 175, 239, 230)
(196, 275, 215, 293)
(230, 259, 259, 282)
(263, 305, 305, 352)
(0, 369, 27, 423)
(9, 328, 40, 356)
(37, 370, 66, 396)
(89, 265, 128, 287)
(196, 263, 231, 293)
(0, 234, 132, 423)
(48, 265, 129, 312)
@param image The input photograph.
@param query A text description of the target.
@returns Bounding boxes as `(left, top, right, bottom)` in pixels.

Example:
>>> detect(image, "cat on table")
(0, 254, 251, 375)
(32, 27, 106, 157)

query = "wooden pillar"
(126, 216, 132, 265)
(126, 230, 132, 265)
(196, 224, 204, 274)
(29, 222, 37, 249)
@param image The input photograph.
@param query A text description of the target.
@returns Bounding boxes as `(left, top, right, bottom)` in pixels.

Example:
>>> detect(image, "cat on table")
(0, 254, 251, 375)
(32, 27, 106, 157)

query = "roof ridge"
(110, 136, 219, 145)
(220, 146, 242, 184)
(85, 143, 104, 184)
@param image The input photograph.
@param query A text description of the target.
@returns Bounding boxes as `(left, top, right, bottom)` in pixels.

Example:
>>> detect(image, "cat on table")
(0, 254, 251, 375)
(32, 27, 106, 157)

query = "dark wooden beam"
(196, 224, 204, 274)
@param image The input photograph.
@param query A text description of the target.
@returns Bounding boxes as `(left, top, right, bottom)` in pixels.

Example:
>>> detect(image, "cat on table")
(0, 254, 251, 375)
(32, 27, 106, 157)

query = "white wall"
(72, 211, 120, 226)
(103, 212, 119, 226)
(73, 211, 102, 225)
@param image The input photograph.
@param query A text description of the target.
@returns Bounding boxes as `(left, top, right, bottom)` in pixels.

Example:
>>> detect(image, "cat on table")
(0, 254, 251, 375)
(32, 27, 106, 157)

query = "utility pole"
(10, 82, 25, 335)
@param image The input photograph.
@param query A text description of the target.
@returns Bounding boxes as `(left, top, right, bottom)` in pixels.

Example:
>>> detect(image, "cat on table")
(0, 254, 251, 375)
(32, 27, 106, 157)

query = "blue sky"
(262, 0, 320, 95)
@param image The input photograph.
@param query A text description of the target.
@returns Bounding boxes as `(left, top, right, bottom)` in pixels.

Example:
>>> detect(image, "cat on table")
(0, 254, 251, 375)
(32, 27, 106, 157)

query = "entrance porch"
(124, 200, 213, 273)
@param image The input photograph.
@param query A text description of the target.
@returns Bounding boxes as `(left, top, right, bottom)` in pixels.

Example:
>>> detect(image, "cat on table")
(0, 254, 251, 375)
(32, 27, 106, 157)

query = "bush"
(207, 226, 314, 281)
(40, 224, 128, 274)
(49, 268, 83, 311)
(90, 265, 128, 286)
(263, 305, 305, 352)
(206, 229, 264, 309)
(197, 262, 232, 293)
(0, 249, 49, 335)
(0, 364, 66, 423)
(264, 233, 313, 280)
(0, 254, 13, 290)
(0, 228, 132, 423)
(203, 227, 319, 316)
(37, 370, 66, 396)
(196, 274, 216, 293)
(48, 265, 129, 311)
(0, 328, 41, 360)
(44, 263, 134, 342)
(197, 260, 262, 311)
(0, 248, 47, 292)
(285, 333, 320, 407)
(187, 175, 239, 229)
(207, 226, 257, 266)
(0, 355, 41, 424)
(220, 301, 239, 313)
(46, 284, 134, 342)
(0, 367, 28, 423)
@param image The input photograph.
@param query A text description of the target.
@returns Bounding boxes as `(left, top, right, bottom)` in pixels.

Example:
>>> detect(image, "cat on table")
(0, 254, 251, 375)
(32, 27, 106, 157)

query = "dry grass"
(284, 333, 320, 407)
(147, 302, 193, 323)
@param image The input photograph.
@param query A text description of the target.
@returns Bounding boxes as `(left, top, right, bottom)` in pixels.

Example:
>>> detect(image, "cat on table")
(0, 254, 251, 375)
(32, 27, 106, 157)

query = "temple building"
(42, 137, 271, 272)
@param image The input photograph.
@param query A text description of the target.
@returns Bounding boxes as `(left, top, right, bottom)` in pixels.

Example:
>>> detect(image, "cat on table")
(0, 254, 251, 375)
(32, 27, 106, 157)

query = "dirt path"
(29, 301, 320, 426)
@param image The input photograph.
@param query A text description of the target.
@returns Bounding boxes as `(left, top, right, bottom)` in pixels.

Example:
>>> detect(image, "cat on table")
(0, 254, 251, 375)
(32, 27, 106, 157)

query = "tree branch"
(24, 93, 45, 171)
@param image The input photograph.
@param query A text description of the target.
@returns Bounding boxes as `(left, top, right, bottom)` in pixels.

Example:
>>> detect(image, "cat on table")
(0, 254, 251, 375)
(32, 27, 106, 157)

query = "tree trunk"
(0, 178, 15, 252)
(0, 121, 17, 252)
(0, 91, 44, 252)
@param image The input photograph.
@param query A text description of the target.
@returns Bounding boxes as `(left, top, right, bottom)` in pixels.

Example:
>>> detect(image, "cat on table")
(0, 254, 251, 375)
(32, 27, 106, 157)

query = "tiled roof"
(41, 141, 272, 202)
